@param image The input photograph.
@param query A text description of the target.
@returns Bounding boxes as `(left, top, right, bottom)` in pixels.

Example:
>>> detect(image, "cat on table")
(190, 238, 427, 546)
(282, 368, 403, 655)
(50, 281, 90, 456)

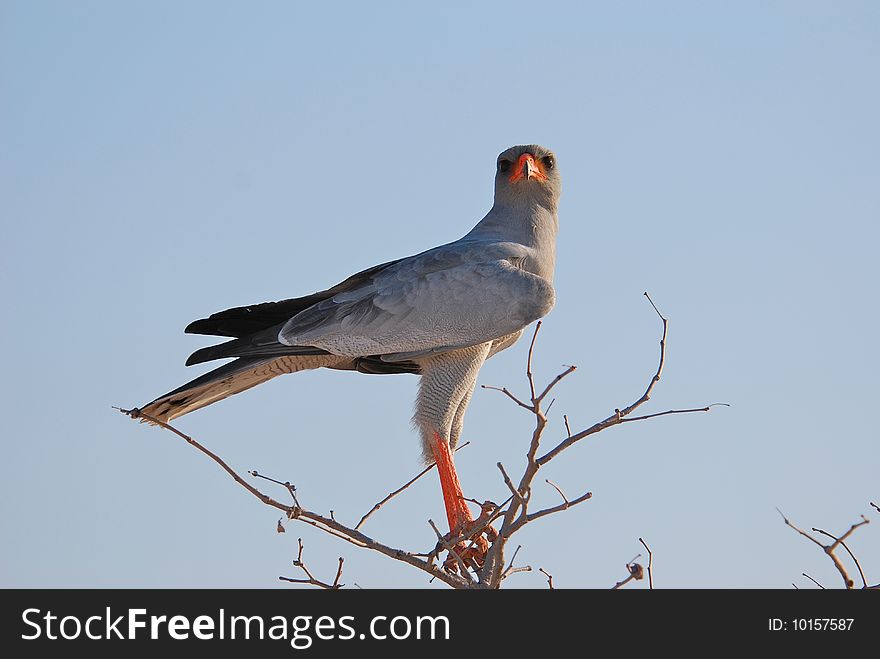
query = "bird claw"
(441, 501, 499, 575)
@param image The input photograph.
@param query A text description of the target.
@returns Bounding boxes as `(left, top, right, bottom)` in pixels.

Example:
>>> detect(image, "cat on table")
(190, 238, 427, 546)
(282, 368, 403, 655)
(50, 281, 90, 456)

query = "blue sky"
(2, 1, 877, 588)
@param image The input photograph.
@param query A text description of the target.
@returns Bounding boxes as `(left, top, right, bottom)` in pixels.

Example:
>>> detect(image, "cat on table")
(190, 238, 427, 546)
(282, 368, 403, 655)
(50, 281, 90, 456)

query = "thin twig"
(776, 509, 825, 549)
(279, 539, 344, 589)
(639, 537, 654, 589)
(504, 544, 523, 572)
(545, 479, 569, 505)
(480, 385, 533, 411)
(534, 365, 577, 406)
(526, 490, 592, 523)
(501, 544, 532, 581)
(118, 408, 293, 512)
(621, 404, 730, 423)
(332, 557, 345, 588)
(539, 567, 554, 589)
(802, 573, 825, 589)
(250, 470, 300, 506)
(527, 321, 541, 403)
(355, 442, 470, 530)
(497, 463, 525, 504)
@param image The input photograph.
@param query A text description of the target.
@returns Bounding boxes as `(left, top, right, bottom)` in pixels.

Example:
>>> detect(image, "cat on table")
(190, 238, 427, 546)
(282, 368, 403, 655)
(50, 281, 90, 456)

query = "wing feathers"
(185, 258, 404, 338)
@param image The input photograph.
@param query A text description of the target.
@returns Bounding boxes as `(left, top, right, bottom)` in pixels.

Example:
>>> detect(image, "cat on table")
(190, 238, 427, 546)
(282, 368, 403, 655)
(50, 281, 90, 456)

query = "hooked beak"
(508, 153, 548, 183)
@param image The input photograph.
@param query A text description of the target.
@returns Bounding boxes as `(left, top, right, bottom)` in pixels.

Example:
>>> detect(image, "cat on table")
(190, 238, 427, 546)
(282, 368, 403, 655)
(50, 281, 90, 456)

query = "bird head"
(493, 144, 561, 210)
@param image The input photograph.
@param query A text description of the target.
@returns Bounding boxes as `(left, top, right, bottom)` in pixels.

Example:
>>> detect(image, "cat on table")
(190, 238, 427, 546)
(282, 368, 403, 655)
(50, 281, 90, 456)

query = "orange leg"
(430, 431, 474, 534)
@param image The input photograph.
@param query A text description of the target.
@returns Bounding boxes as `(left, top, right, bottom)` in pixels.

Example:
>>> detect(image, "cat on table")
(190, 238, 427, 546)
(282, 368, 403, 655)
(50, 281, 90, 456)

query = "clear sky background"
(2, 1, 877, 588)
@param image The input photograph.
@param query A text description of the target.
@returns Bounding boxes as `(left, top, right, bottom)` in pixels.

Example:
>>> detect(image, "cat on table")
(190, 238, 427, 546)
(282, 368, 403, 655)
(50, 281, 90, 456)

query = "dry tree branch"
(500, 544, 532, 582)
(544, 479, 569, 505)
(534, 366, 578, 407)
(278, 538, 344, 589)
(497, 463, 525, 504)
(777, 508, 871, 589)
(527, 320, 541, 403)
(251, 470, 300, 507)
(480, 385, 532, 411)
(812, 528, 868, 590)
(117, 406, 472, 589)
(355, 442, 470, 531)
(539, 567, 554, 589)
(639, 537, 654, 589)
(525, 490, 592, 524)
(477, 293, 720, 587)
(802, 573, 825, 589)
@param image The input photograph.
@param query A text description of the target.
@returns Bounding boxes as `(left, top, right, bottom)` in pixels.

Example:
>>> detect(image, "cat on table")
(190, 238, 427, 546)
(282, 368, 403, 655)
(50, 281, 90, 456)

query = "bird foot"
(441, 500, 499, 575)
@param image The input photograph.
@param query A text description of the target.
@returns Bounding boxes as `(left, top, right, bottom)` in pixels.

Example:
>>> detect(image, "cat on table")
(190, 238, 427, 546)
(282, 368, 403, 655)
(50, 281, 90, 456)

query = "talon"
(440, 520, 497, 574)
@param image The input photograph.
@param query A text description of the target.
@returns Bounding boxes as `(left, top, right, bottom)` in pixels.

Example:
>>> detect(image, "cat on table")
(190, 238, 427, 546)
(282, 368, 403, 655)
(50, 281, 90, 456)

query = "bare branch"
(545, 479, 569, 505)
(501, 545, 532, 582)
(480, 384, 533, 411)
(279, 539, 345, 589)
(250, 470, 300, 507)
(539, 567, 554, 589)
(332, 557, 345, 588)
(621, 403, 730, 423)
(504, 544, 522, 573)
(779, 509, 870, 589)
(526, 489, 592, 523)
(534, 365, 577, 406)
(802, 573, 825, 589)
(823, 516, 869, 552)
(119, 408, 295, 513)
(119, 407, 471, 589)
(355, 442, 470, 530)
(777, 508, 825, 549)
(813, 519, 870, 589)
(527, 320, 541, 403)
(497, 463, 525, 504)
(639, 537, 654, 589)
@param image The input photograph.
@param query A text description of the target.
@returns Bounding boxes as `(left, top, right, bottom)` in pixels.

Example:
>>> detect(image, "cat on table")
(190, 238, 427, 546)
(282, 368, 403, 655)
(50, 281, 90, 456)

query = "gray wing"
(278, 240, 555, 360)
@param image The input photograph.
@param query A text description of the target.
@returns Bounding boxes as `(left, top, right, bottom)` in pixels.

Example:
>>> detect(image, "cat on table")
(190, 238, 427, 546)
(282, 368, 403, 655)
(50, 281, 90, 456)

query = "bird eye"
(497, 159, 512, 173)
(541, 155, 555, 170)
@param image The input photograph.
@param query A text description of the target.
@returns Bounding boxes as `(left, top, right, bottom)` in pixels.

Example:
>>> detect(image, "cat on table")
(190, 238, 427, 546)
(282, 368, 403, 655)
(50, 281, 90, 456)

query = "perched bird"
(136, 144, 561, 554)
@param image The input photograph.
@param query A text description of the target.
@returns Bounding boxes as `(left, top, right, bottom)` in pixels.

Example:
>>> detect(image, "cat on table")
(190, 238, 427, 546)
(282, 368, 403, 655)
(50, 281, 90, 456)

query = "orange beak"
(508, 153, 548, 183)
